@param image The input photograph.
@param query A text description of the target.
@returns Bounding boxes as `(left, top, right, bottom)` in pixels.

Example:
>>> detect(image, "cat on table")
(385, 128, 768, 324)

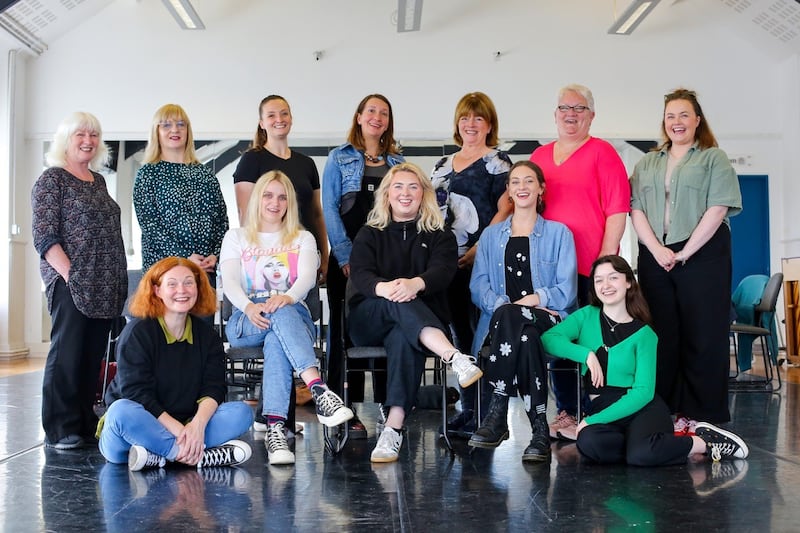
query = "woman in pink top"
(530, 84, 630, 441)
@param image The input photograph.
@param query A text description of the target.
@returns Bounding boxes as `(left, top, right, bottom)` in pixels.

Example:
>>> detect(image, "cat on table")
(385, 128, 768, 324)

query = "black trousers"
(577, 393, 694, 466)
(326, 256, 386, 403)
(638, 225, 732, 423)
(349, 298, 444, 414)
(42, 279, 112, 443)
(484, 305, 557, 416)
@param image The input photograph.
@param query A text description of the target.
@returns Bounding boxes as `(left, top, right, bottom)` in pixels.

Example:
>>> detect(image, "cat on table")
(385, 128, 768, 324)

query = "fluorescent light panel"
(162, 0, 205, 30)
(608, 0, 661, 35)
(397, 0, 423, 33)
(0, 11, 46, 55)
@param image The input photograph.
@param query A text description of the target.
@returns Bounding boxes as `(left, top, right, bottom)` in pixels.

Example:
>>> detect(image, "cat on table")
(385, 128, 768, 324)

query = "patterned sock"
(267, 415, 285, 426)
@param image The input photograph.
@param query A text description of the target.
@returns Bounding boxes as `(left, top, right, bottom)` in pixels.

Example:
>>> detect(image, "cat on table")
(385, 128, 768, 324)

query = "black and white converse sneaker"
(197, 440, 252, 468)
(695, 423, 749, 461)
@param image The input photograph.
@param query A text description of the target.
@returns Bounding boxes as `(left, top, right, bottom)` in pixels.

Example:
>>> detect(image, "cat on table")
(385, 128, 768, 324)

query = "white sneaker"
(371, 427, 403, 463)
(449, 351, 483, 388)
(128, 445, 166, 471)
(266, 422, 295, 465)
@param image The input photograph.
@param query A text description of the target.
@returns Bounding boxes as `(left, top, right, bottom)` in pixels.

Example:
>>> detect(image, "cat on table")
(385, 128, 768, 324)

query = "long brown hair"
(346, 94, 401, 156)
(588, 255, 652, 325)
(508, 160, 546, 214)
(129, 257, 217, 318)
(657, 88, 718, 151)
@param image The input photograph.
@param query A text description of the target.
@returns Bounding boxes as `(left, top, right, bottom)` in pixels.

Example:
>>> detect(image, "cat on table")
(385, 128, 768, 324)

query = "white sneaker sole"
(458, 368, 483, 388)
(695, 422, 750, 459)
(317, 406, 355, 427)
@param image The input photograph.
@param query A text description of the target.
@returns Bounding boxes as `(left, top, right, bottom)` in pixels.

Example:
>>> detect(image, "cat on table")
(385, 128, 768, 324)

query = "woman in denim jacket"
(468, 160, 577, 461)
(321, 94, 403, 436)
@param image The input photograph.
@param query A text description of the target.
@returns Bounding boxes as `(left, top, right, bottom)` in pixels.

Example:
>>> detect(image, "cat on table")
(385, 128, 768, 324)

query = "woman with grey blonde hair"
(32, 111, 127, 449)
(348, 162, 482, 463)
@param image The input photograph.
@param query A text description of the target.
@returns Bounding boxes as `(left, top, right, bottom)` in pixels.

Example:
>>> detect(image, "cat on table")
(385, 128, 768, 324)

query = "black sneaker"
(310, 385, 354, 427)
(695, 423, 749, 460)
(197, 440, 252, 468)
(266, 422, 295, 465)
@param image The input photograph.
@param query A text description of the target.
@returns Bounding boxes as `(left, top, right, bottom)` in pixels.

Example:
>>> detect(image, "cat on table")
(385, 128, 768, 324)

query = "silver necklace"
(602, 312, 620, 332)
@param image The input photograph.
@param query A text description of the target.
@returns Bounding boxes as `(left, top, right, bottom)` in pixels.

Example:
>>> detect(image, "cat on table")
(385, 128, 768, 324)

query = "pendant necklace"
(364, 152, 384, 163)
(602, 312, 620, 332)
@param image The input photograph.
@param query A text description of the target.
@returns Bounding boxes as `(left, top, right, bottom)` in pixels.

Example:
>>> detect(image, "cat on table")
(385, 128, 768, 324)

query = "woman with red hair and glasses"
(98, 257, 253, 471)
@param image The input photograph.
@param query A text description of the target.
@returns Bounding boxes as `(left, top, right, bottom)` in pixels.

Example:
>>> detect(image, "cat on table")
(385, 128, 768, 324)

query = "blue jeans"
(99, 399, 253, 463)
(226, 302, 317, 419)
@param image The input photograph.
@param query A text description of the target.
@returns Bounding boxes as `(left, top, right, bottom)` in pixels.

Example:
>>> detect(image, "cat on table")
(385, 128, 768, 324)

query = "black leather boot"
(523, 412, 552, 462)
(468, 394, 509, 449)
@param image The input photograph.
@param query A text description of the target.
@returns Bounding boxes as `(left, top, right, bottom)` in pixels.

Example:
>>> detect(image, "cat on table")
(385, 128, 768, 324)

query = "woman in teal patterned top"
(133, 104, 229, 276)
(541, 255, 749, 465)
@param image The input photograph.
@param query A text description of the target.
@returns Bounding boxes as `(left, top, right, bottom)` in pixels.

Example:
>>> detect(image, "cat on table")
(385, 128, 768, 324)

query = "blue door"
(730, 174, 770, 290)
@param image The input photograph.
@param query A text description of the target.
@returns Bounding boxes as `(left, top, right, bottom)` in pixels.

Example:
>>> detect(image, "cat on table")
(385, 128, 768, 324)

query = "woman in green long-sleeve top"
(541, 255, 748, 465)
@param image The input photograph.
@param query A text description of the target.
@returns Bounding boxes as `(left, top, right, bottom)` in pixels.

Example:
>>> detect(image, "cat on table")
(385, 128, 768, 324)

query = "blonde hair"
(45, 111, 110, 170)
(244, 170, 302, 246)
(129, 257, 217, 318)
(142, 104, 200, 164)
(366, 162, 444, 232)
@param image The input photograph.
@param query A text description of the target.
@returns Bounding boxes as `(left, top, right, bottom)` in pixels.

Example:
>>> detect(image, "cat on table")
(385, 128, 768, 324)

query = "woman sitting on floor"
(99, 257, 253, 471)
(220, 170, 353, 466)
(348, 162, 483, 463)
(541, 255, 749, 465)
(467, 160, 577, 461)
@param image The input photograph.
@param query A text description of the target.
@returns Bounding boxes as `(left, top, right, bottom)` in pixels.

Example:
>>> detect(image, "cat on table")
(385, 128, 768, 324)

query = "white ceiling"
(2, 0, 800, 57)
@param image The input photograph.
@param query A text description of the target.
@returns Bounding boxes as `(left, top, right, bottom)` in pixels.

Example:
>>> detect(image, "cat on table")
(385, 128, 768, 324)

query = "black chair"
(730, 272, 783, 392)
(323, 283, 453, 455)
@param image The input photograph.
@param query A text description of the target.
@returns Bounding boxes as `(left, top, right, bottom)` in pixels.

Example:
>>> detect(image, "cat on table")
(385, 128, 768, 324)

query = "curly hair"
(128, 257, 217, 319)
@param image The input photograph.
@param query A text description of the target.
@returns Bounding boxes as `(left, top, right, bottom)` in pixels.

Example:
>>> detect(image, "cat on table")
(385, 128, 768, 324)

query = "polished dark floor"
(2, 364, 800, 532)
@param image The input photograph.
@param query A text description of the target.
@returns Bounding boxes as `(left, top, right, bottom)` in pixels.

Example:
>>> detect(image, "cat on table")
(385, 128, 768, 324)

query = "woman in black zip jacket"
(348, 162, 482, 463)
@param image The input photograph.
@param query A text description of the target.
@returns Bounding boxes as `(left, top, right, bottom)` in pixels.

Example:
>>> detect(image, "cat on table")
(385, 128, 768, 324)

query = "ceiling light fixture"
(608, 0, 661, 35)
(397, 0, 423, 33)
(162, 0, 205, 30)
(0, 12, 47, 55)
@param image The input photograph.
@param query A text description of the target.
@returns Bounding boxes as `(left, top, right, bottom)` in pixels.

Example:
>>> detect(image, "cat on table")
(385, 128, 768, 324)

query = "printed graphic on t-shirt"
(240, 244, 300, 298)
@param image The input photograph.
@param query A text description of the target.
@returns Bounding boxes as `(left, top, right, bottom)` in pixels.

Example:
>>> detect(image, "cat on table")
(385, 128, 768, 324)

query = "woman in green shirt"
(542, 256, 748, 465)
(630, 88, 741, 430)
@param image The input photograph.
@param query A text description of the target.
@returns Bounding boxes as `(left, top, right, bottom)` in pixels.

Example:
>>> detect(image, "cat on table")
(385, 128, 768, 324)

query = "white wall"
(10, 0, 799, 352)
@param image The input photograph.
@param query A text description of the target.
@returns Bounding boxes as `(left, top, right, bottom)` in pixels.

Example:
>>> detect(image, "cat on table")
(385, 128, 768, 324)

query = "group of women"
(32, 83, 748, 470)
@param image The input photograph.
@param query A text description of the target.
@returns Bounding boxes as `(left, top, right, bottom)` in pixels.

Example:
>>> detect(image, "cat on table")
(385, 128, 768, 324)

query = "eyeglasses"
(557, 105, 590, 113)
(158, 120, 187, 130)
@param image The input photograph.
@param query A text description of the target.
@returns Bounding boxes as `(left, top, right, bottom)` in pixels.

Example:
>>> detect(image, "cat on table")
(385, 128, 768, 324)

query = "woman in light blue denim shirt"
(321, 94, 404, 436)
(468, 160, 577, 461)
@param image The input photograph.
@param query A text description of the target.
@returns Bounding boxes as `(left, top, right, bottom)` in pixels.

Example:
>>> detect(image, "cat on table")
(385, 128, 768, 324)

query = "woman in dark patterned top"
(133, 104, 229, 276)
(31, 111, 128, 450)
(431, 92, 512, 437)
